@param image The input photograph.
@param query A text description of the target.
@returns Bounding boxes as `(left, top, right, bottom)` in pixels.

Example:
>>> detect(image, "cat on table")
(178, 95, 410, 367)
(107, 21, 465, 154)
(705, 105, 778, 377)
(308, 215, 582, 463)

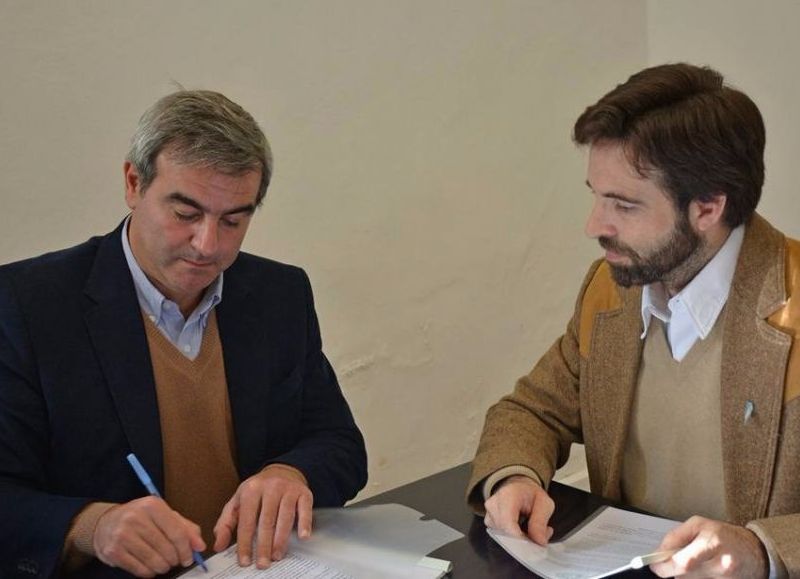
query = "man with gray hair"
(0, 90, 367, 578)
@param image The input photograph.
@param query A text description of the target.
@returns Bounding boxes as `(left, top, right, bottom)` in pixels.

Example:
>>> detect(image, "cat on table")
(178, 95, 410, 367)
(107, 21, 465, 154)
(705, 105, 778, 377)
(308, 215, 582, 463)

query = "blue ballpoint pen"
(126, 453, 209, 573)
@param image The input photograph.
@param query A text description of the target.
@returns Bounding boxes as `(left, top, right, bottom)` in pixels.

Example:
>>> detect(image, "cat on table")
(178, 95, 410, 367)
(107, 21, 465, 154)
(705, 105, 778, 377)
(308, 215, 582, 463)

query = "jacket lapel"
(215, 263, 273, 478)
(585, 286, 644, 501)
(82, 223, 165, 491)
(721, 215, 791, 523)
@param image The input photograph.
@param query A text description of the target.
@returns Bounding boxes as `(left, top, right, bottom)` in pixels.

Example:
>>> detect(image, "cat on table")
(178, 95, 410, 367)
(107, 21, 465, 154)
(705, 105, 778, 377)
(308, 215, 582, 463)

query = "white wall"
(647, 0, 800, 238)
(0, 1, 648, 498)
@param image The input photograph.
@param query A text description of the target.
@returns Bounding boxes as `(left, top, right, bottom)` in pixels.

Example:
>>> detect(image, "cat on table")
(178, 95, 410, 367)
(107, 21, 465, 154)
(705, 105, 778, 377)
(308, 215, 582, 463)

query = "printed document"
(179, 503, 462, 579)
(488, 506, 679, 579)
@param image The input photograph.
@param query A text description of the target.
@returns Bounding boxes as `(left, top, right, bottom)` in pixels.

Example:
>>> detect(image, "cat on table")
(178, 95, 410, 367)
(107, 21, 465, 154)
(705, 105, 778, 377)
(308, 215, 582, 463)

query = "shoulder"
(576, 259, 637, 358)
(784, 236, 800, 296)
(579, 260, 622, 311)
(773, 234, 800, 333)
(224, 252, 313, 302)
(740, 214, 799, 318)
(0, 234, 106, 299)
(578, 259, 625, 324)
(227, 252, 308, 283)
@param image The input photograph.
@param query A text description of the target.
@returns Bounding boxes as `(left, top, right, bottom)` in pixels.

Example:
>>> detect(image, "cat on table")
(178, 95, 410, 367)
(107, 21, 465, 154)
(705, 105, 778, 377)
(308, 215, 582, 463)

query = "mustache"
(180, 255, 216, 265)
(598, 237, 639, 260)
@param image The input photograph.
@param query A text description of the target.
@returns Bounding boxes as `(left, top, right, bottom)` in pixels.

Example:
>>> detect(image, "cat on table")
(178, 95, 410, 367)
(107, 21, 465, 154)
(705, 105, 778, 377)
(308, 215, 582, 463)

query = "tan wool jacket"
(468, 214, 800, 576)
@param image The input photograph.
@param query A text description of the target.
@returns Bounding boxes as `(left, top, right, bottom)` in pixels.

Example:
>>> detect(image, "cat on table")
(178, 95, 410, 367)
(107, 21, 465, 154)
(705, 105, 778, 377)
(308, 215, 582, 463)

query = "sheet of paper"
(180, 547, 350, 578)
(488, 506, 679, 579)
(179, 503, 462, 579)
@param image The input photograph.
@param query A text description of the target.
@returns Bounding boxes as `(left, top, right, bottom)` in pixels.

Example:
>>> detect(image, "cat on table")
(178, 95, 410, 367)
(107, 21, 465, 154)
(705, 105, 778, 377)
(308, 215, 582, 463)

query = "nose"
(191, 218, 218, 257)
(584, 200, 615, 239)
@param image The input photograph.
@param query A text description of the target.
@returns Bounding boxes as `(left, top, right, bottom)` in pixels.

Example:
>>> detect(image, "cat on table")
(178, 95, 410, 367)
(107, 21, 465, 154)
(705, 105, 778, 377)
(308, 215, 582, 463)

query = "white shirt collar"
(121, 216, 223, 324)
(640, 224, 745, 361)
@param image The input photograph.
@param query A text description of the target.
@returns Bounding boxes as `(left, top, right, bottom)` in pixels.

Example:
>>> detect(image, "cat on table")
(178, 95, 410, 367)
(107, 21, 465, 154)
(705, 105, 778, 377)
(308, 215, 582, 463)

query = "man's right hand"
(93, 496, 205, 578)
(483, 475, 555, 545)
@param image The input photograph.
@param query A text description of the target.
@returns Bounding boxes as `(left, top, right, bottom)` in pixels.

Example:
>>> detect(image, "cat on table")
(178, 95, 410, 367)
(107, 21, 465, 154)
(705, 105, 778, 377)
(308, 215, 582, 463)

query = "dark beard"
(600, 213, 702, 288)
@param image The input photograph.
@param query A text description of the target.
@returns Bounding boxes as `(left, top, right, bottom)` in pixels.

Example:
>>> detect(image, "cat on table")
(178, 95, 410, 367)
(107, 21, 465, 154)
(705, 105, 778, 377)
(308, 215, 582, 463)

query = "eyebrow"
(167, 192, 256, 216)
(584, 180, 641, 205)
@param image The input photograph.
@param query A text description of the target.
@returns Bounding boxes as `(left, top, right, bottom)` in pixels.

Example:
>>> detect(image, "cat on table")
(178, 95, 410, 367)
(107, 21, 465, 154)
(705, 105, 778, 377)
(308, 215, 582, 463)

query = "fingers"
(525, 490, 555, 545)
(167, 516, 205, 567)
(93, 497, 203, 577)
(96, 527, 167, 578)
(484, 476, 553, 545)
(484, 494, 525, 538)
(296, 492, 313, 540)
(252, 490, 280, 568)
(224, 466, 314, 569)
(120, 533, 174, 577)
(650, 517, 768, 579)
(213, 497, 238, 552)
(234, 479, 264, 567)
(484, 492, 521, 536)
(658, 516, 704, 551)
(268, 493, 298, 561)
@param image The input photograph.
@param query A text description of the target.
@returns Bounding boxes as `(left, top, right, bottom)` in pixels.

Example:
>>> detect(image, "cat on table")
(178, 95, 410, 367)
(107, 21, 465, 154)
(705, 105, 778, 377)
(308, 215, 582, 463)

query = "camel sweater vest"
(622, 315, 728, 522)
(143, 311, 240, 548)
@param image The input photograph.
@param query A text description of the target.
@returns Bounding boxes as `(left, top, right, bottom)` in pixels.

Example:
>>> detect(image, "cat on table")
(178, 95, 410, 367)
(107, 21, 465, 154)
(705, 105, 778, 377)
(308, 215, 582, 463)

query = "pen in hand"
(126, 453, 209, 573)
(630, 549, 678, 569)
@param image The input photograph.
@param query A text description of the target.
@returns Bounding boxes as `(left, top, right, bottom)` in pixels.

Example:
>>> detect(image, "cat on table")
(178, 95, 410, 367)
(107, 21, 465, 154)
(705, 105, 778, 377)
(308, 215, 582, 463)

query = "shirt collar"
(640, 223, 745, 340)
(121, 216, 223, 324)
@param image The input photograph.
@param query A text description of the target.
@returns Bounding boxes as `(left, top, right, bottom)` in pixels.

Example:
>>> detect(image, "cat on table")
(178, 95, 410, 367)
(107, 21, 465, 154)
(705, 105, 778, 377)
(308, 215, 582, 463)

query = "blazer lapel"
(83, 224, 165, 490)
(721, 215, 791, 523)
(215, 264, 273, 478)
(585, 286, 644, 501)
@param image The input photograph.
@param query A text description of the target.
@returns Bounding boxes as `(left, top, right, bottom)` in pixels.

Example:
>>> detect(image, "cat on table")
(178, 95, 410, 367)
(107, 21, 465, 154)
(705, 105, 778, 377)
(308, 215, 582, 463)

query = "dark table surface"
(356, 463, 655, 578)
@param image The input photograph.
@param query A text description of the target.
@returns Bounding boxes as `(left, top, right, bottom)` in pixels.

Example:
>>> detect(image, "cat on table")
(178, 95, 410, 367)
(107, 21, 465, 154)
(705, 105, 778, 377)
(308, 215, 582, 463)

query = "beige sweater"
(622, 316, 726, 522)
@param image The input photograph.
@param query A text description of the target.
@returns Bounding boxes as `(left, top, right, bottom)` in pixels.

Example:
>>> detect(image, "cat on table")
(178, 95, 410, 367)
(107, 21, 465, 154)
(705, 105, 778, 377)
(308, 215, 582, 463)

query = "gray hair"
(127, 90, 273, 205)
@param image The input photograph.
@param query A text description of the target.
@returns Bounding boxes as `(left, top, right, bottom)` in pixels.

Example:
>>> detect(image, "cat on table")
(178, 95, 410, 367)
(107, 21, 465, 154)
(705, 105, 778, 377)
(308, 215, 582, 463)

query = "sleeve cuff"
(62, 502, 118, 571)
(482, 465, 544, 502)
(746, 521, 788, 579)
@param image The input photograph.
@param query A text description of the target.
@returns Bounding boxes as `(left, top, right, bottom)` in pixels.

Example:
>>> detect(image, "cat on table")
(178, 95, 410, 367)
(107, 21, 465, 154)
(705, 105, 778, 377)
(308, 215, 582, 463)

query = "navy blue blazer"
(0, 223, 367, 578)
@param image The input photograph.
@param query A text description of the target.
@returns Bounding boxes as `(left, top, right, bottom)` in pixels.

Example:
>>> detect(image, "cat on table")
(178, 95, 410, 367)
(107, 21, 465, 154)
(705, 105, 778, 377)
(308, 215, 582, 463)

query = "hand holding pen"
(127, 454, 208, 572)
(90, 454, 208, 576)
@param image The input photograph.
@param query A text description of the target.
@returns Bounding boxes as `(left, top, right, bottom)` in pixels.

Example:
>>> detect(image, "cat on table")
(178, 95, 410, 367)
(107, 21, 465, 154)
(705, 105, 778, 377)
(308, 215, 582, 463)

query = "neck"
(662, 226, 732, 297)
(126, 225, 204, 319)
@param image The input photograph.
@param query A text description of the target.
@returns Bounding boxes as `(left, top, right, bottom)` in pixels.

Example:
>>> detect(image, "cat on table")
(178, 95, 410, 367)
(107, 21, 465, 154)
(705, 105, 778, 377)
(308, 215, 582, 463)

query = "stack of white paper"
(180, 503, 463, 579)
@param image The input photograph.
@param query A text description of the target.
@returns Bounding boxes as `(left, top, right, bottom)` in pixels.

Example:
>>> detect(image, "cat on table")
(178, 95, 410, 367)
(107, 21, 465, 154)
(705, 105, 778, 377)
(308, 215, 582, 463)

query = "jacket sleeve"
(748, 516, 800, 578)
(466, 261, 604, 511)
(262, 271, 367, 507)
(0, 269, 92, 579)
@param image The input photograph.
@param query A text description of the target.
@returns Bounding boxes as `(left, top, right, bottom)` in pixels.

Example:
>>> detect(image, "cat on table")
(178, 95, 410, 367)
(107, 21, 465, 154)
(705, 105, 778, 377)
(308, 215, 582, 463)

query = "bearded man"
(468, 63, 800, 578)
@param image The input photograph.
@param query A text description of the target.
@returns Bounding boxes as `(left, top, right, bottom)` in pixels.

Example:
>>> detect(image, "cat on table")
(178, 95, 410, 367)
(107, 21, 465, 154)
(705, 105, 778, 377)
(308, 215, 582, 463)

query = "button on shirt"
(121, 218, 222, 360)
(640, 224, 745, 362)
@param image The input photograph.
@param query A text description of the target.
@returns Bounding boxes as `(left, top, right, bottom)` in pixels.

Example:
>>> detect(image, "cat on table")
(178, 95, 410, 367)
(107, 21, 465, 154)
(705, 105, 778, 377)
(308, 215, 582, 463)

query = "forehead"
(587, 142, 672, 204)
(154, 153, 261, 206)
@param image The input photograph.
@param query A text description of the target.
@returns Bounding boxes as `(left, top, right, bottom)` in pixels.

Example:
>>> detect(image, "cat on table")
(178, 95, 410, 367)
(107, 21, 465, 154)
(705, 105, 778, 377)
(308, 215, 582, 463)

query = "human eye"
(614, 200, 636, 213)
(174, 209, 200, 222)
(221, 216, 242, 228)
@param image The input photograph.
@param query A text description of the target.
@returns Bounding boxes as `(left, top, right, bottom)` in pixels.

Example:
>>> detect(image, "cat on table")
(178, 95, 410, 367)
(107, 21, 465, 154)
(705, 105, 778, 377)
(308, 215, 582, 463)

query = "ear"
(688, 193, 727, 233)
(124, 161, 142, 210)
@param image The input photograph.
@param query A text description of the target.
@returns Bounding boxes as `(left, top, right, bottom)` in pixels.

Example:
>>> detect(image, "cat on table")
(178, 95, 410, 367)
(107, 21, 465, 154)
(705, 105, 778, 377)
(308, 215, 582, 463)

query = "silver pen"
(630, 549, 678, 569)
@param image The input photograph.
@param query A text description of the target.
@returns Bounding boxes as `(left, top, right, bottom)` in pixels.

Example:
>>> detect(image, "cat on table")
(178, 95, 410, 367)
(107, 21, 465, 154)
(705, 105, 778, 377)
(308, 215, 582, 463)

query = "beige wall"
(0, 1, 648, 498)
(647, 0, 800, 238)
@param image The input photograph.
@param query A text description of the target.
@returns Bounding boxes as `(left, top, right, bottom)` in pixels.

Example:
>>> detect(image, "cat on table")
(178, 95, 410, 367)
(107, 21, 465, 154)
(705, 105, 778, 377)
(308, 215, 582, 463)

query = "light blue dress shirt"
(121, 217, 222, 360)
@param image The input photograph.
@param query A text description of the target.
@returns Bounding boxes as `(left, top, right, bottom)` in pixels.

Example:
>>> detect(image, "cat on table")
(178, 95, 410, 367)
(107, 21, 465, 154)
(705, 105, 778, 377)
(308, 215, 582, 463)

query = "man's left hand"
(213, 464, 313, 569)
(650, 516, 768, 578)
